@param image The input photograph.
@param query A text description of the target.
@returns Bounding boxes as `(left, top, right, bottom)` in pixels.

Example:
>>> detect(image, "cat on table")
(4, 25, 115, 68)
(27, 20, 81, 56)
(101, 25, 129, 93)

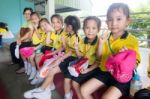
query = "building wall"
(0, 0, 34, 35)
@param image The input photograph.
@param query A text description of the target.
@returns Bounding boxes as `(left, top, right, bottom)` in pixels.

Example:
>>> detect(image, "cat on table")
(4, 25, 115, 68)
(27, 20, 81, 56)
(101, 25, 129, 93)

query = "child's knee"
(81, 86, 88, 97)
(72, 81, 79, 88)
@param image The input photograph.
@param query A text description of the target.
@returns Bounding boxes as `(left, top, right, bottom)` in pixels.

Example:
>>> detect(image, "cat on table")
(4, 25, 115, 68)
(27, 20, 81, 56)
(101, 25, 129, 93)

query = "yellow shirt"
(100, 31, 141, 71)
(32, 28, 46, 45)
(79, 36, 98, 65)
(65, 34, 80, 57)
(53, 31, 67, 49)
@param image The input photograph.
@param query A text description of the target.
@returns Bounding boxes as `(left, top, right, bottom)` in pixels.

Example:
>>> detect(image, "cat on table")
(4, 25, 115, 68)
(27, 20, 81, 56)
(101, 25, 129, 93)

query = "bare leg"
(64, 78, 72, 94)
(72, 81, 83, 99)
(81, 78, 104, 99)
(101, 86, 122, 99)
(35, 53, 43, 70)
(29, 53, 36, 67)
(40, 65, 61, 89)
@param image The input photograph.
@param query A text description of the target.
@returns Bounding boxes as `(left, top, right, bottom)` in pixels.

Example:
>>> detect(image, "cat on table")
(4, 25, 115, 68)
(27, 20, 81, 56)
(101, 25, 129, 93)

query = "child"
(31, 14, 66, 85)
(64, 16, 101, 99)
(21, 12, 46, 80)
(81, 3, 141, 99)
(34, 14, 65, 69)
(24, 15, 81, 99)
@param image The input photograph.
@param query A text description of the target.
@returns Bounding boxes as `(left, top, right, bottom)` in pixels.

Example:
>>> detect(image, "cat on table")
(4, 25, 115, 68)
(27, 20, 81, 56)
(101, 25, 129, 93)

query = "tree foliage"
(129, 0, 150, 47)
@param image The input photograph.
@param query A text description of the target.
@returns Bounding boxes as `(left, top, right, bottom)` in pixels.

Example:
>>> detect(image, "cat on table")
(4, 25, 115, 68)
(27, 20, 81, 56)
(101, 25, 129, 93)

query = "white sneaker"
(30, 77, 44, 85)
(28, 71, 36, 80)
(32, 88, 51, 99)
(24, 88, 43, 98)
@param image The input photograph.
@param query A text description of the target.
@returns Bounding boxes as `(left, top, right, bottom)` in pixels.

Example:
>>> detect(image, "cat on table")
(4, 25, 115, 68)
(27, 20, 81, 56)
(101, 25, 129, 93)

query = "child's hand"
(53, 57, 63, 65)
(45, 53, 53, 56)
(61, 36, 66, 43)
(33, 47, 37, 51)
(80, 68, 90, 74)
(47, 24, 54, 32)
(16, 39, 21, 45)
(119, 46, 128, 52)
(99, 29, 109, 44)
(74, 37, 79, 50)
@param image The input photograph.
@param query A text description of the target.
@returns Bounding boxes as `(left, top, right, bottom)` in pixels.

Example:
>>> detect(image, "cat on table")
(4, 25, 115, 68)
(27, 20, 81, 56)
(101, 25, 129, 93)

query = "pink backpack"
(106, 50, 136, 83)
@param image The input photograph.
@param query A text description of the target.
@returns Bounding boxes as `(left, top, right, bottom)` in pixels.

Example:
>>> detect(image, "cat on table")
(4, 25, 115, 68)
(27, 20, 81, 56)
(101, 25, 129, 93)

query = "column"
(45, 0, 55, 20)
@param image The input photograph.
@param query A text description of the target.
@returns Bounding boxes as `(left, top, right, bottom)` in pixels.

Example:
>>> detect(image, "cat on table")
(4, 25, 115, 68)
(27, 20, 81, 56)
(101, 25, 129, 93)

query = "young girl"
(31, 14, 66, 85)
(21, 12, 46, 80)
(24, 15, 81, 99)
(64, 16, 101, 99)
(34, 14, 65, 69)
(81, 3, 141, 99)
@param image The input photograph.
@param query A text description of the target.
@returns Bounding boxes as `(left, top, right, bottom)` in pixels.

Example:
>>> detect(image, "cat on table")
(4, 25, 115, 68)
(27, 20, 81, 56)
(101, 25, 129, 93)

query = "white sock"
(28, 66, 36, 80)
(27, 63, 32, 75)
(64, 91, 73, 99)
(24, 61, 28, 73)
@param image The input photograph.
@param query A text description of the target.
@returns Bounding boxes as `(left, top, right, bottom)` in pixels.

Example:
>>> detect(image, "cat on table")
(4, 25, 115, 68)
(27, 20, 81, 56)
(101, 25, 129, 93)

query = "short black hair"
(64, 15, 80, 34)
(83, 16, 101, 31)
(107, 3, 130, 19)
(23, 7, 33, 14)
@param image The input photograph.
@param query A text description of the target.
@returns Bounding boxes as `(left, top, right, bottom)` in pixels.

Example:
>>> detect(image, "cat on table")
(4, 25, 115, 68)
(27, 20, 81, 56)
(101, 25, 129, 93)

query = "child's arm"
(74, 37, 83, 58)
(46, 32, 53, 45)
(50, 51, 72, 68)
(97, 31, 109, 58)
(20, 31, 30, 41)
(81, 61, 99, 74)
(45, 35, 67, 56)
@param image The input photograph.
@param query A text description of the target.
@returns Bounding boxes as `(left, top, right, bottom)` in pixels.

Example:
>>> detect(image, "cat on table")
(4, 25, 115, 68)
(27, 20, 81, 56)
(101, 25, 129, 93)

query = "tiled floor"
(0, 47, 63, 99)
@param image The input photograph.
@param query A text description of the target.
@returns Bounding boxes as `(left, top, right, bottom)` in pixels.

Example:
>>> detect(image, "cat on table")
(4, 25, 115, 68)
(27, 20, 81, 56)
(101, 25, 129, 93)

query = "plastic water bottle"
(130, 73, 142, 96)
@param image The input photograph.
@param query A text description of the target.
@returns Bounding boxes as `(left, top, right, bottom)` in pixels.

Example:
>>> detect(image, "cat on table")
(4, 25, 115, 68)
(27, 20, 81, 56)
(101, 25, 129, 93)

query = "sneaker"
(32, 88, 51, 99)
(28, 71, 36, 80)
(24, 88, 43, 98)
(30, 77, 44, 85)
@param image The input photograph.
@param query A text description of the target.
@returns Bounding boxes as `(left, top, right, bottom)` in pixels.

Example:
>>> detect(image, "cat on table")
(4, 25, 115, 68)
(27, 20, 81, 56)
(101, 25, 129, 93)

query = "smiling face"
(51, 17, 63, 32)
(106, 8, 130, 35)
(31, 14, 40, 26)
(84, 19, 99, 40)
(40, 21, 50, 32)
